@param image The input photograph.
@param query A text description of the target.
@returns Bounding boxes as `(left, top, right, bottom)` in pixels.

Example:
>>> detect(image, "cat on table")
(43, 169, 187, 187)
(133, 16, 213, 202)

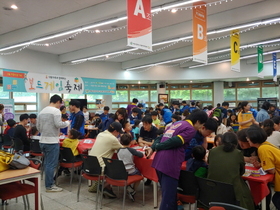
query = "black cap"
(109, 122, 122, 133)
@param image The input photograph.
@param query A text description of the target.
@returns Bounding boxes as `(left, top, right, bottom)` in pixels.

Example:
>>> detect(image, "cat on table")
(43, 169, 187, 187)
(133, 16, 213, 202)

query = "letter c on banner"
(134, 0, 146, 18)
(234, 41, 238, 53)
(198, 24, 203, 40)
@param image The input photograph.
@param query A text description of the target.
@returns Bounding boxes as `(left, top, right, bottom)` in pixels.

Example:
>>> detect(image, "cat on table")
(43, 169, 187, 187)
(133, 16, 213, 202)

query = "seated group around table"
(2, 98, 280, 210)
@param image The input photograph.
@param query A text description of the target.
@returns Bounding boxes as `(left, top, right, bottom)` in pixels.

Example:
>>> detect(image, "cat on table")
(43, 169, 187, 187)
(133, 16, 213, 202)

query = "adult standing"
(37, 95, 69, 192)
(146, 110, 208, 210)
(14, 114, 30, 151)
(126, 98, 138, 116)
(238, 101, 258, 130)
(256, 101, 270, 124)
(69, 100, 85, 138)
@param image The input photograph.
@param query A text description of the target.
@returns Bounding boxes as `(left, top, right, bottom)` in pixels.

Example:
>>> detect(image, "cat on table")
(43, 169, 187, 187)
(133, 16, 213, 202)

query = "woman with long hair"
(237, 101, 258, 130)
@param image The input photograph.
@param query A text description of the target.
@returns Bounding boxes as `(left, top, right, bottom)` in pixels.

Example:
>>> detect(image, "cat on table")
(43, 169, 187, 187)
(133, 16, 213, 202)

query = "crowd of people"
(1, 96, 280, 209)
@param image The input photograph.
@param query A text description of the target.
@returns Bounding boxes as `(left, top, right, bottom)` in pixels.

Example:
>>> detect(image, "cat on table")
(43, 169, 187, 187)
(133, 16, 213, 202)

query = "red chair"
(55, 147, 83, 191)
(77, 155, 103, 209)
(0, 159, 44, 210)
(102, 157, 145, 210)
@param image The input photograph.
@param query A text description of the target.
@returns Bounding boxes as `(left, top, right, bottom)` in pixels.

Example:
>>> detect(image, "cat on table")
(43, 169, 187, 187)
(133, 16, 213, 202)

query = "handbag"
(0, 150, 14, 172)
(10, 151, 30, 169)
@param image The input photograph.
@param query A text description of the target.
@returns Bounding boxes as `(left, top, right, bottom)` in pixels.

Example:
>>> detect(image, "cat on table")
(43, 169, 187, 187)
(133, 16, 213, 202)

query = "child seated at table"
(30, 126, 40, 139)
(60, 114, 69, 135)
(186, 145, 208, 178)
(62, 129, 81, 160)
(123, 121, 136, 145)
(117, 133, 144, 201)
(132, 119, 141, 142)
(213, 134, 223, 148)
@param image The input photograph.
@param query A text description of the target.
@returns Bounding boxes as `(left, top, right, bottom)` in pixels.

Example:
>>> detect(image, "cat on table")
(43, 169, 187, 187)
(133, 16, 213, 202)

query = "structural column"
(37, 93, 50, 113)
(213, 81, 224, 106)
(102, 95, 112, 110)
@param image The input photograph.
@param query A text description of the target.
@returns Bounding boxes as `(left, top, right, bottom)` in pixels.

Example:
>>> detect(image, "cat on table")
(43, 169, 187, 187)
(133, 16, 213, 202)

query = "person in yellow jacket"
(55, 129, 81, 179)
(62, 129, 80, 157)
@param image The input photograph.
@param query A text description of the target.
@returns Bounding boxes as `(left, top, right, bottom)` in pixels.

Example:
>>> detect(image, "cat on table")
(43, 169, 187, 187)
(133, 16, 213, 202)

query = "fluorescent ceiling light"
(189, 49, 280, 68)
(126, 56, 192, 71)
(125, 39, 280, 70)
(263, 59, 280, 64)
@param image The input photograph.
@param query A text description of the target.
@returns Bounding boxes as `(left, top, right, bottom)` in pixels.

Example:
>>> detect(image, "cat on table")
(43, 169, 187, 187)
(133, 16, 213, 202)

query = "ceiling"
(0, 0, 280, 83)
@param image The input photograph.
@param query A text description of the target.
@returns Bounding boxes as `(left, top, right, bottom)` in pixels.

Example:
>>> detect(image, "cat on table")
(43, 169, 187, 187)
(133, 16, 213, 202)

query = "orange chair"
(55, 147, 83, 191)
(77, 155, 103, 209)
(102, 157, 145, 210)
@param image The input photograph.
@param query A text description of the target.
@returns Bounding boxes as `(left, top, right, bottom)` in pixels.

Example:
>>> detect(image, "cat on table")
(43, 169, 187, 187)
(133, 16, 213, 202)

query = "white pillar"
(213, 81, 224, 106)
(37, 93, 50, 113)
(102, 95, 112, 110)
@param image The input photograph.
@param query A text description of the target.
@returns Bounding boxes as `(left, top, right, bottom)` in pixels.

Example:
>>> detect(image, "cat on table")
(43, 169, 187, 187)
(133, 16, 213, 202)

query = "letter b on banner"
(198, 24, 203, 40)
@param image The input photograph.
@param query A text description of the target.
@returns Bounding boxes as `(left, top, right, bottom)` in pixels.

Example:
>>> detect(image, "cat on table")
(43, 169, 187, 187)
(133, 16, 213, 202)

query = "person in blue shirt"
(158, 103, 172, 124)
(256, 101, 270, 123)
(69, 100, 85, 138)
(188, 101, 197, 113)
(170, 101, 180, 114)
(100, 106, 110, 122)
(180, 100, 189, 114)
(129, 107, 141, 125)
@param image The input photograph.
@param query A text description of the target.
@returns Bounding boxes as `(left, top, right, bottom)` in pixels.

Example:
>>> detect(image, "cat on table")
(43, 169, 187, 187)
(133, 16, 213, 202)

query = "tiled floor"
(1, 173, 163, 210)
(1, 173, 277, 210)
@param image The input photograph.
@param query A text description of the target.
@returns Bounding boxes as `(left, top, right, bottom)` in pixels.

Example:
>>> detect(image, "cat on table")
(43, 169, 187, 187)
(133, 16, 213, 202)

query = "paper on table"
(259, 167, 267, 175)
(84, 139, 93, 144)
(243, 169, 252, 177)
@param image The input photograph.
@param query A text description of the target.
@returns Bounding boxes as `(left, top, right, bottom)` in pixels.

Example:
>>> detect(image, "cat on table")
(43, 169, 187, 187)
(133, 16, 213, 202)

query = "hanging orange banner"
(193, 1, 207, 64)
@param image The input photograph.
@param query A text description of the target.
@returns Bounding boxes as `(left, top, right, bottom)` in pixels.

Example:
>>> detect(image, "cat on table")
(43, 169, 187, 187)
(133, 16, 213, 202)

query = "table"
(0, 167, 41, 210)
(243, 166, 274, 210)
(134, 152, 158, 208)
(59, 138, 95, 154)
(206, 137, 214, 144)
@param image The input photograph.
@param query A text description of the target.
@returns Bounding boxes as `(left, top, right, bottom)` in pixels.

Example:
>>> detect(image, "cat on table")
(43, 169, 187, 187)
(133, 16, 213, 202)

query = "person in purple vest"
(126, 98, 138, 116)
(145, 109, 208, 210)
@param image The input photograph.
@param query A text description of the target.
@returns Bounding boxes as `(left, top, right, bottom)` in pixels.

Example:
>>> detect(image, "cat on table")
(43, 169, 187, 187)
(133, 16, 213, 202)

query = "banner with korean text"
(230, 29, 240, 72)
(273, 53, 277, 82)
(258, 45, 264, 78)
(2, 69, 116, 95)
(127, 0, 152, 51)
(193, 1, 207, 64)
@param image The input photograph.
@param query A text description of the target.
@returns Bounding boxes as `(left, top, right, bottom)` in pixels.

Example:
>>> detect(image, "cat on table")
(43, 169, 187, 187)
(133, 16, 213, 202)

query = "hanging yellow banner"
(231, 29, 240, 72)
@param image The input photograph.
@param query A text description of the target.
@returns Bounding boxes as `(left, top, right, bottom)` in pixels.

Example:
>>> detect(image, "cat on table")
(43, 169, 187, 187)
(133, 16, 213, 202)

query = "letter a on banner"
(127, 0, 152, 51)
(258, 45, 264, 78)
(230, 30, 240, 72)
(193, 1, 207, 64)
(273, 53, 277, 82)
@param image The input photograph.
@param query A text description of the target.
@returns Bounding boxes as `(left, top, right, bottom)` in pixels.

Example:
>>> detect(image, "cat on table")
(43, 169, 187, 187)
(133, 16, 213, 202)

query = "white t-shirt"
(83, 111, 89, 121)
(267, 131, 280, 148)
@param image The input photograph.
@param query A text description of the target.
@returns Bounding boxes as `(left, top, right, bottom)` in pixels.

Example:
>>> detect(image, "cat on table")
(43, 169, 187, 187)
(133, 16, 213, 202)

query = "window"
(63, 94, 85, 99)
(86, 94, 103, 102)
(192, 89, 212, 101)
(224, 89, 236, 101)
(112, 91, 128, 102)
(237, 88, 260, 100)
(262, 87, 278, 98)
(170, 90, 190, 100)
(13, 92, 36, 102)
(150, 90, 158, 102)
(0, 86, 9, 99)
(130, 91, 149, 102)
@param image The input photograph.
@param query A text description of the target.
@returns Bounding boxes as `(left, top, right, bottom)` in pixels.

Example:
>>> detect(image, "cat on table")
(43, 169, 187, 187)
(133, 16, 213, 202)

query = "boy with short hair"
(100, 106, 110, 122)
(151, 111, 160, 128)
(138, 116, 158, 147)
(186, 145, 208, 178)
(184, 118, 218, 160)
(129, 108, 140, 125)
(117, 133, 143, 201)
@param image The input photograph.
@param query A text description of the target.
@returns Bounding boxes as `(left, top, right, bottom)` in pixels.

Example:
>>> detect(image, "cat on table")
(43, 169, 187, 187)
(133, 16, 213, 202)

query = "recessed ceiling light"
(45, 43, 49, 46)
(171, 9, 177, 13)
(11, 4, 18, 9)
(95, 30, 100, 33)
(190, 81, 193, 83)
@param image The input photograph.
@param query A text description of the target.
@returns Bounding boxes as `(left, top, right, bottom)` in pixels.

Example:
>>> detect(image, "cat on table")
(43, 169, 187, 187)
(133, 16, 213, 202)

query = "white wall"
(0, 49, 279, 82)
